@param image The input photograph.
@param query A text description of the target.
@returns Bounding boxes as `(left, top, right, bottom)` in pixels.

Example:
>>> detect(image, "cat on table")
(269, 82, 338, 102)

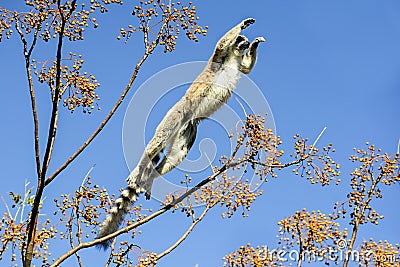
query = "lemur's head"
(232, 35, 250, 56)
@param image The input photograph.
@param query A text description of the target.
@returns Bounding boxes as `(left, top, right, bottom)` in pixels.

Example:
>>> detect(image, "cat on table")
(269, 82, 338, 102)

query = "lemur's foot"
(241, 18, 255, 29)
(126, 168, 139, 186)
(143, 178, 153, 200)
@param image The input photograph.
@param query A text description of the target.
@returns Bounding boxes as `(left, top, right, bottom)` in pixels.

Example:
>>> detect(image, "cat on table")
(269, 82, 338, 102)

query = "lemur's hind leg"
(143, 120, 198, 199)
(240, 37, 265, 74)
(127, 103, 187, 188)
(126, 134, 167, 190)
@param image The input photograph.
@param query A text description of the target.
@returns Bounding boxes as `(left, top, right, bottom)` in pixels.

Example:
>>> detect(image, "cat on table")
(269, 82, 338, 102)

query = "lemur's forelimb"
(240, 37, 265, 74)
(127, 100, 189, 188)
(212, 18, 255, 63)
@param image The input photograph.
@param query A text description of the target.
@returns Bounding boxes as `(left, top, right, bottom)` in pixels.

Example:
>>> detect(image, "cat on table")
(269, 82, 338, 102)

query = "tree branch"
(342, 167, 384, 267)
(156, 204, 211, 261)
(50, 165, 226, 266)
(296, 223, 303, 267)
(24, 2, 77, 266)
(50, 156, 304, 266)
(14, 15, 42, 183)
(104, 238, 118, 267)
(44, 52, 148, 186)
(50, 208, 166, 267)
(45, 21, 168, 186)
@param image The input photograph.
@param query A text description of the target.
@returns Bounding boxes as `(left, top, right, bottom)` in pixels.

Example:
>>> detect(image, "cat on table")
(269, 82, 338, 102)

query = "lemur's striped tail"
(96, 184, 141, 249)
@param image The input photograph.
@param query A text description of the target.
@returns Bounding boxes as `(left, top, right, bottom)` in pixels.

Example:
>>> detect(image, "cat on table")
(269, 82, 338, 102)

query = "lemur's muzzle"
(239, 40, 250, 50)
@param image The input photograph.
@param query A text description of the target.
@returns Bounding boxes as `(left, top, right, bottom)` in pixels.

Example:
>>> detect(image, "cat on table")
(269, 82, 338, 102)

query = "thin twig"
(73, 196, 83, 266)
(20, 180, 31, 223)
(0, 196, 12, 218)
(104, 238, 118, 267)
(296, 223, 303, 267)
(235, 97, 248, 118)
(309, 126, 327, 154)
(342, 167, 384, 267)
(156, 205, 211, 261)
(246, 157, 306, 169)
(14, 15, 42, 181)
(204, 152, 216, 173)
(115, 244, 142, 267)
(80, 164, 96, 189)
(67, 209, 83, 267)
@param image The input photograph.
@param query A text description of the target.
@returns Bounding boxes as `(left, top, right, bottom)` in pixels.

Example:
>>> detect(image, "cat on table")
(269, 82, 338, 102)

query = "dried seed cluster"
(0, 0, 123, 42)
(54, 176, 110, 242)
(224, 142, 399, 267)
(32, 52, 101, 113)
(290, 135, 341, 186)
(135, 251, 158, 267)
(223, 243, 283, 267)
(359, 239, 400, 267)
(278, 209, 347, 260)
(345, 144, 399, 226)
(1, 111, 398, 266)
(0, 213, 57, 265)
(118, 0, 207, 52)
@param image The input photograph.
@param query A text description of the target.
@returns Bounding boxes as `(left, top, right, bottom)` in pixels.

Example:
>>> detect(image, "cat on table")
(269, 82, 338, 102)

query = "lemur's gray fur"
(96, 18, 265, 249)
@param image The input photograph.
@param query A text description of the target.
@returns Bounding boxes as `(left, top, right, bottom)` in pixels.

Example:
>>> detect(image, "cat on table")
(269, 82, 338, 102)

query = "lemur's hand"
(253, 37, 266, 43)
(249, 37, 266, 49)
(241, 18, 255, 29)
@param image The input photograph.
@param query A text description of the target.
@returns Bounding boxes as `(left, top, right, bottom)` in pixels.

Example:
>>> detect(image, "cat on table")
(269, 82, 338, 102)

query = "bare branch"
(156, 205, 211, 261)
(343, 154, 386, 267)
(14, 15, 41, 181)
(0, 195, 12, 217)
(24, 2, 78, 266)
(45, 21, 168, 186)
(50, 208, 166, 267)
(80, 164, 96, 189)
(20, 180, 31, 223)
(247, 157, 306, 169)
(104, 238, 118, 267)
(45, 52, 148, 186)
(67, 210, 83, 267)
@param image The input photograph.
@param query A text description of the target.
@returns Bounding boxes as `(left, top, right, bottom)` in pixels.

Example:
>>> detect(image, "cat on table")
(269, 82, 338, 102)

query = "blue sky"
(1, 1, 399, 266)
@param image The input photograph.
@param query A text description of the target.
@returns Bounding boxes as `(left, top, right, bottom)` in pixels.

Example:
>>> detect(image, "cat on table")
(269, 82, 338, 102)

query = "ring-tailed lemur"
(96, 18, 265, 248)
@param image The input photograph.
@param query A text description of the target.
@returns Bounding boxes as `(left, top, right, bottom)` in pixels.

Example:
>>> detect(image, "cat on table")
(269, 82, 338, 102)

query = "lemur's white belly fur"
(187, 60, 241, 120)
